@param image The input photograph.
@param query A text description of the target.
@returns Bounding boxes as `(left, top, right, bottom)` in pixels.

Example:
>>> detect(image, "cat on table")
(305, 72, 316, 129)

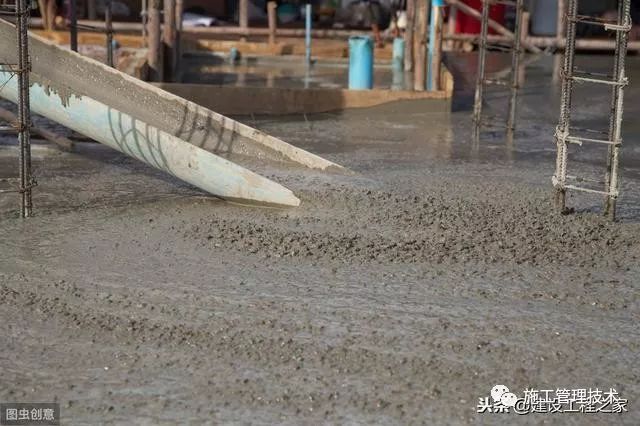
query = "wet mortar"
(0, 54, 639, 424)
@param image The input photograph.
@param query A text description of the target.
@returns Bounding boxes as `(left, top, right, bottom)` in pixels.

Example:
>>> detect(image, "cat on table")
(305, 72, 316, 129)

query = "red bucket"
(455, 0, 506, 35)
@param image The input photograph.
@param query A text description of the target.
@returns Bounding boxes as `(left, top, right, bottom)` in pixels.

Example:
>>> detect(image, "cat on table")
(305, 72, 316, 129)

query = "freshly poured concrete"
(0, 53, 639, 424)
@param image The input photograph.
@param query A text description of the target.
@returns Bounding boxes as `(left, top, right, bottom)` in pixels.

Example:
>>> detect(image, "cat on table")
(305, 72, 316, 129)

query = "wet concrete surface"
(181, 53, 413, 90)
(0, 53, 639, 424)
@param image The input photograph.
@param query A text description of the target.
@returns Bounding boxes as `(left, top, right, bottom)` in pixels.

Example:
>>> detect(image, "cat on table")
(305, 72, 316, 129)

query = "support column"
(239, 0, 248, 39)
(175, 0, 184, 81)
(163, 0, 177, 81)
(404, 0, 415, 71)
(413, 0, 428, 91)
(428, 0, 444, 91)
(147, 0, 163, 82)
(268, 1, 277, 45)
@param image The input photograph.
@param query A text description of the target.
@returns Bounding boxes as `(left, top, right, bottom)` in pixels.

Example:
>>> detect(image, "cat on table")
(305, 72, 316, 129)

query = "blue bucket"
(348, 36, 374, 90)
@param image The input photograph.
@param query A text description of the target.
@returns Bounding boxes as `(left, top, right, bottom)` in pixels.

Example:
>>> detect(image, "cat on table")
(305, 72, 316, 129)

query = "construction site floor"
(0, 53, 639, 424)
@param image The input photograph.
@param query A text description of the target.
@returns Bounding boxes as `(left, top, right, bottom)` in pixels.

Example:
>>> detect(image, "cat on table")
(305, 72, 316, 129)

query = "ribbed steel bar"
(604, 0, 631, 220)
(553, 0, 577, 213)
(15, 0, 33, 217)
(506, 0, 524, 134)
(473, 0, 524, 138)
(472, 0, 490, 137)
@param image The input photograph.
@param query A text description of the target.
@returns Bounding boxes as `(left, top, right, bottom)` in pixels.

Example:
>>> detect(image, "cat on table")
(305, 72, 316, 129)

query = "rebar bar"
(472, 0, 490, 137)
(604, 0, 631, 220)
(16, 0, 32, 217)
(69, 0, 78, 51)
(553, 0, 630, 220)
(473, 0, 525, 139)
(506, 0, 524, 134)
(553, 0, 577, 212)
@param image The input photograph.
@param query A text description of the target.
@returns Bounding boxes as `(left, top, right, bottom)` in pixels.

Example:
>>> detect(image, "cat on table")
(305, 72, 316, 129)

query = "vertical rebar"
(472, 0, 490, 134)
(69, 0, 78, 52)
(506, 0, 524, 135)
(604, 0, 631, 220)
(16, 0, 32, 217)
(105, 0, 114, 67)
(553, 0, 577, 213)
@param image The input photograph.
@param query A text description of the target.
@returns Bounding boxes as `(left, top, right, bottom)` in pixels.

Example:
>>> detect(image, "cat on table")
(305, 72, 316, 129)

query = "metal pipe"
(305, 3, 312, 66)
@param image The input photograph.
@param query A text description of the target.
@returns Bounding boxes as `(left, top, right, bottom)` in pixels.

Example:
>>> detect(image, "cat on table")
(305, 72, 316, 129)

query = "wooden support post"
(163, 0, 177, 81)
(147, 0, 162, 82)
(404, 0, 415, 71)
(413, 0, 427, 91)
(175, 0, 184, 81)
(239, 0, 249, 40)
(429, 2, 444, 91)
(268, 1, 277, 45)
